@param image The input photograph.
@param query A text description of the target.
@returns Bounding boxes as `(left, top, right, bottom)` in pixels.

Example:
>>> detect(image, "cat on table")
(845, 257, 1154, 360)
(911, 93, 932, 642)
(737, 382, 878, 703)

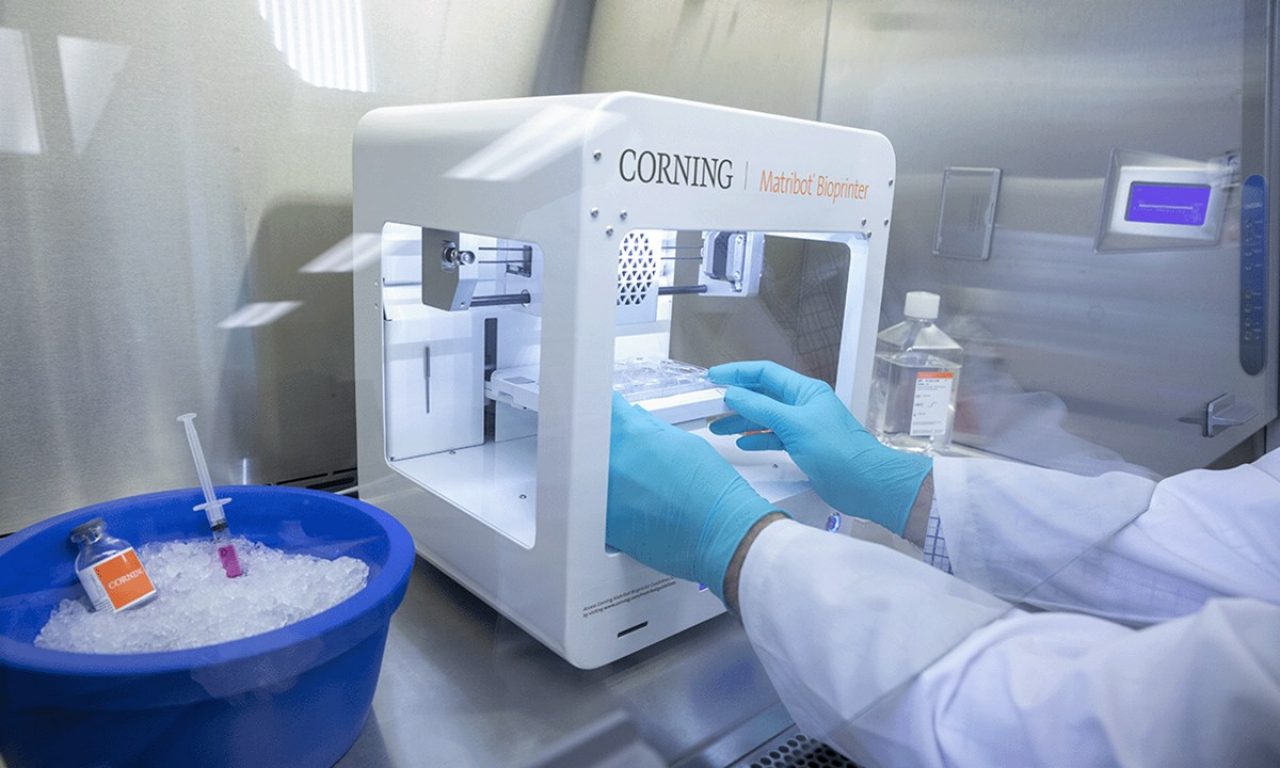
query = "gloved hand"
(607, 392, 780, 601)
(708, 361, 931, 536)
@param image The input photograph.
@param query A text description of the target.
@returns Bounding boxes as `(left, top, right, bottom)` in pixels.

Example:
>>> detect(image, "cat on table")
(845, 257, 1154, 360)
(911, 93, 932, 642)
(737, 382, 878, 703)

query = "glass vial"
(866, 291, 963, 454)
(69, 518, 157, 612)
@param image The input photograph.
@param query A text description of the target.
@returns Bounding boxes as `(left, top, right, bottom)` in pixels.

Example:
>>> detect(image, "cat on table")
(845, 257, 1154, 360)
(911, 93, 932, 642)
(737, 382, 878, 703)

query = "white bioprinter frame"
(353, 93, 895, 669)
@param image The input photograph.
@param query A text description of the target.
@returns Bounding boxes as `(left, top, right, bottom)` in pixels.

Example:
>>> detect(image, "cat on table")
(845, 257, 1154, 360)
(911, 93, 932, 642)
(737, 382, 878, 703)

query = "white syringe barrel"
(178, 413, 230, 527)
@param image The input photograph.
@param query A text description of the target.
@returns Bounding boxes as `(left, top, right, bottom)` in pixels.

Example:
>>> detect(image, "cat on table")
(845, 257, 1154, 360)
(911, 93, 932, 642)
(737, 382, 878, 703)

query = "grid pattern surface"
(617, 230, 659, 307)
(923, 510, 954, 574)
(733, 731, 860, 768)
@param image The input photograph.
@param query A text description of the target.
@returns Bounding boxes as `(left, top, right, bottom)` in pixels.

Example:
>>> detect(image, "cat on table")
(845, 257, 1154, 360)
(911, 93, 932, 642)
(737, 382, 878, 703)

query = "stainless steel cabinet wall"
(582, 0, 832, 120)
(816, 0, 1276, 476)
(0, 1, 592, 533)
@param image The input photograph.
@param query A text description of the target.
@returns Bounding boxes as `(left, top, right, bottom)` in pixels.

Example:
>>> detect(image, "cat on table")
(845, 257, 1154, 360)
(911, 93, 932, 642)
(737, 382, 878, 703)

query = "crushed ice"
(35, 537, 369, 654)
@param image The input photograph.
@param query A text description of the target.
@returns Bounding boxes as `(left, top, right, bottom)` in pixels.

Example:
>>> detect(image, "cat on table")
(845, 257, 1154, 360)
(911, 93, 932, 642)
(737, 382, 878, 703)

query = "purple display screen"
(1124, 182, 1211, 226)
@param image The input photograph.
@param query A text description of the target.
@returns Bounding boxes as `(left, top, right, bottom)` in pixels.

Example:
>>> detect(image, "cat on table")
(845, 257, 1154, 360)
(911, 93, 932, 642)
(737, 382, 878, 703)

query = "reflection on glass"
(218, 301, 303, 328)
(258, 0, 372, 92)
(0, 27, 42, 155)
(57, 35, 131, 155)
(444, 106, 624, 182)
(299, 233, 381, 273)
(671, 234, 849, 387)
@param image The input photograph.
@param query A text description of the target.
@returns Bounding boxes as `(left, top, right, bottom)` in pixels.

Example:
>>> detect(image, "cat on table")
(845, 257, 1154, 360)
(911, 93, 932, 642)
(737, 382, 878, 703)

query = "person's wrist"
(695, 480, 779, 602)
(722, 512, 787, 614)
(875, 450, 932, 536)
(900, 470, 934, 547)
(824, 444, 931, 536)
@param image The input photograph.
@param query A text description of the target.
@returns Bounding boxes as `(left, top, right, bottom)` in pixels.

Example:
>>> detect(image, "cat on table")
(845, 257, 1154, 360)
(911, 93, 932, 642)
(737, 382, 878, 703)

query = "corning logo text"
(618, 148, 734, 190)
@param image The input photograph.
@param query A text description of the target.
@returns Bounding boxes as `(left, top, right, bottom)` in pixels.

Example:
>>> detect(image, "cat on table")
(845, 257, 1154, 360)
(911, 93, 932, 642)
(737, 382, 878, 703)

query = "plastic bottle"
(69, 518, 158, 612)
(866, 291, 963, 454)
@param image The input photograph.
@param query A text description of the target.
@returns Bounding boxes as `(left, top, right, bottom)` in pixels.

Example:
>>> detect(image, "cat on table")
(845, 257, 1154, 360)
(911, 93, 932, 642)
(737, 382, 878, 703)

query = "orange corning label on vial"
(92, 549, 156, 611)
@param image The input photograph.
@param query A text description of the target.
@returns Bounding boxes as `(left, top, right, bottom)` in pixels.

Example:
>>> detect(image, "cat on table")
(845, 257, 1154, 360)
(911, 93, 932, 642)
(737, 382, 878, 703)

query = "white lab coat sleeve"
(932, 450, 1280, 623)
(738, 521, 1280, 768)
(843, 597, 1280, 768)
(736, 520, 1011, 747)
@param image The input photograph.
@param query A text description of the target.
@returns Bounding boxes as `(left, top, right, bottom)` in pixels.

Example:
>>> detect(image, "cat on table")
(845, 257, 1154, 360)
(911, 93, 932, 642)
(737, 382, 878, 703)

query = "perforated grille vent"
(732, 731, 859, 768)
(616, 230, 659, 307)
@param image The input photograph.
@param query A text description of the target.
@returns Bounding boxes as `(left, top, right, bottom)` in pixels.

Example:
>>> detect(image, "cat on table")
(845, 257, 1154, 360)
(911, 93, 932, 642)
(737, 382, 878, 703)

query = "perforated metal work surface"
(730, 728, 860, 768)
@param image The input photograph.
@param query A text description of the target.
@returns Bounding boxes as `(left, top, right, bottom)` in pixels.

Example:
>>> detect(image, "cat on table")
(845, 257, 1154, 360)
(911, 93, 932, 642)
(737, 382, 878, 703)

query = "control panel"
(1240, 174, 1267, 375)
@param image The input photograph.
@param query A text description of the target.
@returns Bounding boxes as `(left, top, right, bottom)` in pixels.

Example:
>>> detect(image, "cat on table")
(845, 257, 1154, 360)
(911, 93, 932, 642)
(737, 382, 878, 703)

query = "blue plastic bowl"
(0, 486, 414, 768)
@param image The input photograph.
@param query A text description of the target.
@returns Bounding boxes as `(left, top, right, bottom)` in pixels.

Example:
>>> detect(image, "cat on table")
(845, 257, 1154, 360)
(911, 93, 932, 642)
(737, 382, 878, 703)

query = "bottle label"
(910, 372, 954, 437)
(77, 548, 157, 612)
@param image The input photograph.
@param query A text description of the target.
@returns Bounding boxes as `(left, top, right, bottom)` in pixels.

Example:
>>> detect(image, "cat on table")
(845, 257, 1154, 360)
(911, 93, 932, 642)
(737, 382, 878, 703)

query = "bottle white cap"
(903, 291, 940, 320)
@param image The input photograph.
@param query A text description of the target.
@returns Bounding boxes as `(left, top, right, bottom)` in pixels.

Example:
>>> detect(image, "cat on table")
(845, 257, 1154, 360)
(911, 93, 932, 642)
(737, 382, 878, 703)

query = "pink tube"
(217, 543, 243, 578)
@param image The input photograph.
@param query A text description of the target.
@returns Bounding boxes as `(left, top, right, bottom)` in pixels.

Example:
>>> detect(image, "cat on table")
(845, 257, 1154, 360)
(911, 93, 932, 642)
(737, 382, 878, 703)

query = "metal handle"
(1177, 393, 1259, 437)
(1204, 393, 1256, 437)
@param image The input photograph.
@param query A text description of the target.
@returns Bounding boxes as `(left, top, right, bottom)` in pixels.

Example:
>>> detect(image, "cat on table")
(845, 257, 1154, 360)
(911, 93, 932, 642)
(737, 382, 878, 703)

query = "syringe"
(178, 413, 244, 578)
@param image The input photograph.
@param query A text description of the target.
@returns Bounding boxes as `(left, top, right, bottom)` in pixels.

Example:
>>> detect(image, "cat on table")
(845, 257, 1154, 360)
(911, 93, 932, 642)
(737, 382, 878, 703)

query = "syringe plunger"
(178, 413, 243, 578)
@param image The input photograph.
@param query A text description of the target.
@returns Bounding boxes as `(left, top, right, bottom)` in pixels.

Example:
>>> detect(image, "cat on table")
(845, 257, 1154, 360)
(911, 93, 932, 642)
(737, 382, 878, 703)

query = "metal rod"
(476, 260, 528, 264)
(476, 246, 531, 251)
(469, 290, 531, 308)
(658, 285, 709, 296)
(660, 256, 704, 261)
(661, 245, 704, 250)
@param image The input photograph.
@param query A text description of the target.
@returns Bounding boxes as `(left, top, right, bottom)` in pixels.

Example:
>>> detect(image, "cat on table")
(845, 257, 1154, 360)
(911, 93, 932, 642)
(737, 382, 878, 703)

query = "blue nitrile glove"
(607, 392, 780, 601)
(708, 361, 931, 537)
